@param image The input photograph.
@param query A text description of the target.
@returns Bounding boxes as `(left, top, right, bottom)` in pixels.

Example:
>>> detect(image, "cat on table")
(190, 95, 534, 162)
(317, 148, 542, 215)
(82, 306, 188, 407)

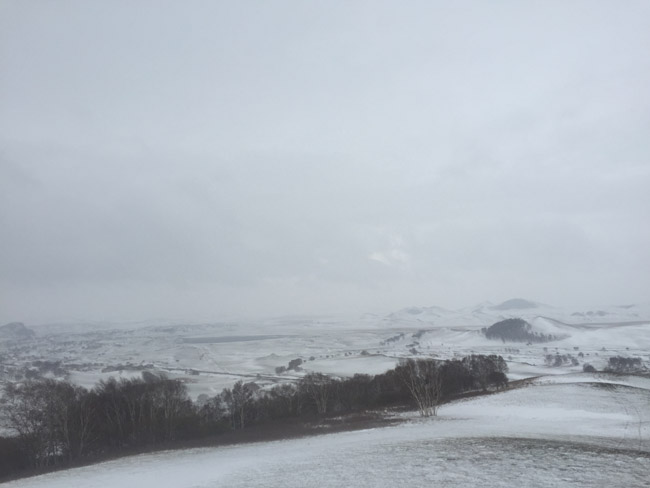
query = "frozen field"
(5, 374, 649, 488)
(2, 302, 649, 486)
(4, 301, 650, 400)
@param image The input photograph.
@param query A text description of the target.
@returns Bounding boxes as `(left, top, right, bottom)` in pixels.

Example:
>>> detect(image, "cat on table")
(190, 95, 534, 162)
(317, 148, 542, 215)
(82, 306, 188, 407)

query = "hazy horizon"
(2, 1, 649, 324)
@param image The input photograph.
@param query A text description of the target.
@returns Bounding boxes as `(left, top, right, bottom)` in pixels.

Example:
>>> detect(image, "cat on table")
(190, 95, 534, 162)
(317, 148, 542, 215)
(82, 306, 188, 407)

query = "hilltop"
(0, 322, 35, 341)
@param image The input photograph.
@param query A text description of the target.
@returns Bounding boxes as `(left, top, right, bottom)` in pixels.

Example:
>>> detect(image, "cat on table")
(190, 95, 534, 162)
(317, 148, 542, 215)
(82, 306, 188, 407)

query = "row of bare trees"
(0, 354, 508, 480)
(0, 372, 194, 473)
(204, 355, 508, 427)
(1, 380, 92, 466)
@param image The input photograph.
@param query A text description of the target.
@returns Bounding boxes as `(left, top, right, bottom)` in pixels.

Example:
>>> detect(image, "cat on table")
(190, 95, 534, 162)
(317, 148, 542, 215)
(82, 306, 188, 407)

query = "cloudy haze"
(1, 1, 649, 323)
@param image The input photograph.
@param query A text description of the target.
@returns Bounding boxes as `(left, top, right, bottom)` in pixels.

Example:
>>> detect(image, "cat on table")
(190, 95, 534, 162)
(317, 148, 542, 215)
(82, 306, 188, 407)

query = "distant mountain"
(0, 322, 36, 340)
(390, 305, 450, 317)
(382, 299, 650, 329)
(490, 298, 540, 311)
(384, 306, 451, 324)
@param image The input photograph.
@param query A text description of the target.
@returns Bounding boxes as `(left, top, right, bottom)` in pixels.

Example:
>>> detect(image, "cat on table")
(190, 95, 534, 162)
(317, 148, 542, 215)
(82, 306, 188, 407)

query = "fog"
(1, 1, 649, 323)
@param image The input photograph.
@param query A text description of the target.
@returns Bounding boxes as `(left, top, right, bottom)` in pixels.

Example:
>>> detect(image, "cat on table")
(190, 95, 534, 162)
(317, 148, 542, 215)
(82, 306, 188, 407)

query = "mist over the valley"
(1, 1, 649, 486)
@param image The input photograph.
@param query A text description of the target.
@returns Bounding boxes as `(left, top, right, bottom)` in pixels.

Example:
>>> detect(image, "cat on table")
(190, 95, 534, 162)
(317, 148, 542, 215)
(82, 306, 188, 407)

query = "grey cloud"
(1, 1, 649, 322)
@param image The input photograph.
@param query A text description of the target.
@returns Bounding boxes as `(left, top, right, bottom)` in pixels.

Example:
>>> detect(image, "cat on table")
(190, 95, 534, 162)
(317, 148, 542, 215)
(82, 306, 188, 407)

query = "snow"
(3, 301, 650, 486)
(4, 306, 649, 401)
(67, 370, 146, 389)
(302, 355, 399, 377)
(529, 372, 650, 390)
(5, 375, 649, 488)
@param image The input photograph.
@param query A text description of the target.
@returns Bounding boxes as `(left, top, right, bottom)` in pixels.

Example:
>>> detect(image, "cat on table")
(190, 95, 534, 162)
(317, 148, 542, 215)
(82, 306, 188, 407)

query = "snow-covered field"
(4, 374, 649, 488)
(3, 300, 649, 400)
(2, 299, 649, 486)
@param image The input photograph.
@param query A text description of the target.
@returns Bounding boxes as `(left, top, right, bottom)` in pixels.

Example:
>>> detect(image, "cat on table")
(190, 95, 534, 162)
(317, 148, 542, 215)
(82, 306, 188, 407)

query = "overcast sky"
(1, 1, 649, 323)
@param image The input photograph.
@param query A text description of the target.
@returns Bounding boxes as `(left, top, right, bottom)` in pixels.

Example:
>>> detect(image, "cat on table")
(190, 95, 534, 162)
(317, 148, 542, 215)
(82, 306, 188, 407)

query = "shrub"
(605, 356, 644, 373)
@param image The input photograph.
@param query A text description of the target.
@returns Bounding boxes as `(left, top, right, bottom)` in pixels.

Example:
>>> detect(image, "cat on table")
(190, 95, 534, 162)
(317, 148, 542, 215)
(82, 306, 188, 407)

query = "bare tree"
(0, 381, 49, 466)
(462, 354, 508, 391)
(222, 380, 255, 429)
(268, 383, 299, 417)
(0, 380, 94, 466)
(300, 373, 333, 415)
(155, 377, 189, 440)
(395, 359, 442, 417)
(94, 378, 127, 446)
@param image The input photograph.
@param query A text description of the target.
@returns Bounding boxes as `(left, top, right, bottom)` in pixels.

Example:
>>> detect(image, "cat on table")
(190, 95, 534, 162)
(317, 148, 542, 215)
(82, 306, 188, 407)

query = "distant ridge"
(491, 298, 540, 311)
(381, 299, 650, 329)
(0, 322, 36, 340)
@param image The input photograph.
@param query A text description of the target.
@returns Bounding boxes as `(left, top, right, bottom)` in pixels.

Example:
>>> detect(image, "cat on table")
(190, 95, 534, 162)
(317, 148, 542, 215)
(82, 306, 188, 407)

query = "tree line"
(0, 354, 508, 481)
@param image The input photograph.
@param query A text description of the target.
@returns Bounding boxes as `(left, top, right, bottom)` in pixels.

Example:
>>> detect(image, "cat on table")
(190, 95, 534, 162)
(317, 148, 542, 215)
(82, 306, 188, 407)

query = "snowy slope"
(5, 374, 649, 488)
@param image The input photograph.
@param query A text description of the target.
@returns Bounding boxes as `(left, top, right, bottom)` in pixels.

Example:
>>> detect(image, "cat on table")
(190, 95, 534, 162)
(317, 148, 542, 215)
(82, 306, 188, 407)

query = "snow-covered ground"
(2, 300, 649, 486)
(4, 373, 649, 488)
(3, 299, 649, 400)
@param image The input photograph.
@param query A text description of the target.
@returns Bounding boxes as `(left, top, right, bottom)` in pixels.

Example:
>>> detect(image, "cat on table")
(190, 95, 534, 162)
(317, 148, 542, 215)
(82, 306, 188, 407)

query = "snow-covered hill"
(2, 299, 649, 486)
(4, 373, 648, 488)
(383, 299, 650, 328)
